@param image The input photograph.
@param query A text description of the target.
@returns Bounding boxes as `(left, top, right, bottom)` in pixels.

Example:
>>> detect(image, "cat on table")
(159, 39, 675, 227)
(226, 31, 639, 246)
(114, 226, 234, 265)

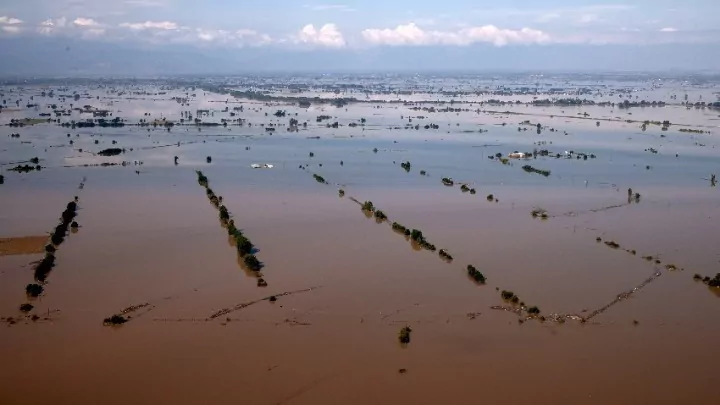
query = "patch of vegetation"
(531, 208, 548, 219)
(408, 228, 436, 251)
(257, 278, 268, 287)
(392, 222, 410, 235)
(34, 254, 56, 282)
(196, 170, 208, 186)
(486, 194, 494, 201)
(243, 254, 262, 272)
(313, 174, 327, 184)
(338, 189, 345, 197)
(501, 290, 521, 304)
(438, 249, 453, 261)
(20, 303, 34, 312)
(25, 283, 44, 297)
(400, 161, 411, 172)
(219, 205, 230, 221)
(420, 170, 426, 176)
(527, 306, 541, 315)
(103, 314, 127, 325)
(398, 326, 412, 344)
(361, 201, 375, 212)
(9, 164, 42, 173)
(460, 184, 470, 192)
(97, 148, 123, 156)
(441, 177, 454, 186)
(522, 165, 551, 177)
(235, 235, 254, 256)
(604, 240, 621, 249)
(467, 265, 486, 284)
(374, 210, 388, 221)
(196, 172, 265, 282)
(698, 273, 720, 287)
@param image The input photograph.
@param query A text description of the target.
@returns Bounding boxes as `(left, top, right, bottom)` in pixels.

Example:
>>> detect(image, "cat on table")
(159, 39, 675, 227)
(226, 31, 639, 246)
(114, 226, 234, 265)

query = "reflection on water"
(1, 76, 720, 405)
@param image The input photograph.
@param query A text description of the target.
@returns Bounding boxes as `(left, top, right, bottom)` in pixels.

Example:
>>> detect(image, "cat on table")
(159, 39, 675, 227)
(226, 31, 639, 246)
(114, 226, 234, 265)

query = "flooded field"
(1, 74, 719, 404)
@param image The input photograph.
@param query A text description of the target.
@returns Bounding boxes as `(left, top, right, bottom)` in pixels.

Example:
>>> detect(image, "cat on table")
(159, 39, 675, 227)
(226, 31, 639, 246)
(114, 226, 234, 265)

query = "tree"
(243, 254, 262, 271)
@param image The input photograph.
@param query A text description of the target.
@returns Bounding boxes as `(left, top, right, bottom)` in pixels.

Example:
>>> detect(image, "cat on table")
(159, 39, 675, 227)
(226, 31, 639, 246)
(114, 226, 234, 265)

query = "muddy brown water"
(1, 82, 720, 404)
(0, 236, 47, 256)
(1, 175, 718, 404)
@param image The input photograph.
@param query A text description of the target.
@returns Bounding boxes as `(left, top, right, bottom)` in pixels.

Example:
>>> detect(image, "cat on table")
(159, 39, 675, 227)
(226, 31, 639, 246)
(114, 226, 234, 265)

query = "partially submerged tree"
(103, 314, 127, 325)
(398, 326, 412, 344)
(25, 283, 44, 297)
(467, 265, 486, 284)
(243, 254, 262, 271)
(361, 201, 375, 212)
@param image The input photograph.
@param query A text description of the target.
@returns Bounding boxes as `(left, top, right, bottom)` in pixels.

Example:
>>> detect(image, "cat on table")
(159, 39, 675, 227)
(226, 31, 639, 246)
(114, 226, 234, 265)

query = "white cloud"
(37, 17, 67, 34)
(659, 27, 678, 32)
(119, 21, 179, 30)
(361, 23, 549, 47)
(73, 17, 100, 27)
(2, 25, 21, 33)
(0, 16, 23, 25)
(296, 23, 346, 47)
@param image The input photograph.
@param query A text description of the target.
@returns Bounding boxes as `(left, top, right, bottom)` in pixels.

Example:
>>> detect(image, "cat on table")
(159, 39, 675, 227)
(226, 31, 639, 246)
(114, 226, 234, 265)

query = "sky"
(0, 0, 719, 75)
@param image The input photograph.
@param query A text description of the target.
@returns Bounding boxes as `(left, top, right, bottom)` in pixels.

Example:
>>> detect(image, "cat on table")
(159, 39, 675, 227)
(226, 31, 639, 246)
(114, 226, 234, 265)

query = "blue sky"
(0, 0, 719, 73)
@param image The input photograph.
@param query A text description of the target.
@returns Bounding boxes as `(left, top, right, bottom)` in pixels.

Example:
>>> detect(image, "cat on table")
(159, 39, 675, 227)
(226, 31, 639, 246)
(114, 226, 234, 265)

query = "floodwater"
(1, 75, 719, 405)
